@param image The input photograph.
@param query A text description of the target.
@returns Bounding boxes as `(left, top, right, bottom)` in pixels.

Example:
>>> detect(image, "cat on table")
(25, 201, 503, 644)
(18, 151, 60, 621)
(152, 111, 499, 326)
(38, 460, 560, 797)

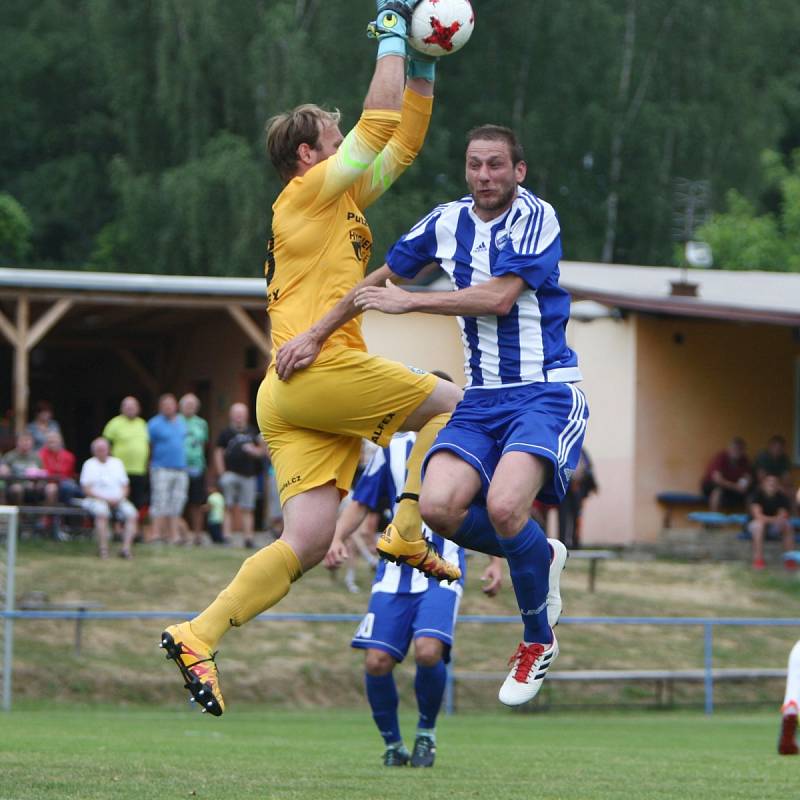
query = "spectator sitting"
(0, 431, 47, 505)
(39, 430, 80, 506)
(749, 474, 794, 571)
(103, 396, 150, 513)
(701, 436, 752, 512)
(80, 437, 138, 559)
(753, 435, 793, 500)
(26, 401, 61, 450)
(147, 393, 188, 545)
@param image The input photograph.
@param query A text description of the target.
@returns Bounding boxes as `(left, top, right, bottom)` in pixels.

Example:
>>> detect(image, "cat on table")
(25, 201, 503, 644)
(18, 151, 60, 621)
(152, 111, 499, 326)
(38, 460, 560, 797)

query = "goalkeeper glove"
(367, 1, 420, 60)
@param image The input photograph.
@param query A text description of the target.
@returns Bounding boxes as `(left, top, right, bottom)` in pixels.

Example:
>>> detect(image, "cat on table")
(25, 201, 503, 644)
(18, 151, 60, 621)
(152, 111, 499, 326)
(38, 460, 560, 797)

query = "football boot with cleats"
(160, 622, 224, 716)
(377, 523, 462, 582)
(498, 634, 559, 707)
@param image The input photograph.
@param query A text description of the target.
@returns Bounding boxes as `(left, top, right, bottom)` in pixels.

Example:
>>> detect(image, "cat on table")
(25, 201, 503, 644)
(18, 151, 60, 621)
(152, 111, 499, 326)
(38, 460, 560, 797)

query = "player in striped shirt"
(354, 124, 585, 707)
(326, 425, 502, 767)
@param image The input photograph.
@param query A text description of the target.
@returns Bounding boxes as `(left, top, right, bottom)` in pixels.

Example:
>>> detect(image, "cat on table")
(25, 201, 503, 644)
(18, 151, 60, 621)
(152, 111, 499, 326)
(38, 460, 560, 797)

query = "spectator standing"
(148, 394, 188, 544)
(214, 403, 265, 549)
(26, 401, 61, 450)
(206, 485, 226, 545)
(748, 474, 794, 570)
(0, 431, 46, 505)
(80, 437, 138, 559)
(103, 396, 150, 511)
(557, 448, 598, 550)
(701, 436, 752, 511)
(179, 393, 209, 545)
(753, 435, 793, 500)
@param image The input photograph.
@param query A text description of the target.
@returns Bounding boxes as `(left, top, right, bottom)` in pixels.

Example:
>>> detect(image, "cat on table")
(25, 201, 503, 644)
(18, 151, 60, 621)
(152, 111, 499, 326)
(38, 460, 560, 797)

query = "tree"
(0, 193, 33, 264)
(698, 150, 800, 271)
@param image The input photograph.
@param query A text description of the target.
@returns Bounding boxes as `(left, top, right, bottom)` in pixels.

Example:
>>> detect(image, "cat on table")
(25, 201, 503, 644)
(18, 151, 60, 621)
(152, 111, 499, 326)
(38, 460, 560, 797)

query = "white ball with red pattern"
(408, 0, 475, 57)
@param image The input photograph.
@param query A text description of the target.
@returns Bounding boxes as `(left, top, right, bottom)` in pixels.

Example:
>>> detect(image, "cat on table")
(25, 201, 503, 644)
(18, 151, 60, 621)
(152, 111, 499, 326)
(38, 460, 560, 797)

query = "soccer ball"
(408, 0, 475, 58)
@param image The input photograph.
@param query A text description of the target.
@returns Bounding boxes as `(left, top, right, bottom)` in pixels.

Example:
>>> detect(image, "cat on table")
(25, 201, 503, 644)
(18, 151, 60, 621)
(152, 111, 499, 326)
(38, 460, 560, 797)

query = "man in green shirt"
(180, 393, 209, 544)
(0, 431, 46, 504)
(102, 396, 150, 510)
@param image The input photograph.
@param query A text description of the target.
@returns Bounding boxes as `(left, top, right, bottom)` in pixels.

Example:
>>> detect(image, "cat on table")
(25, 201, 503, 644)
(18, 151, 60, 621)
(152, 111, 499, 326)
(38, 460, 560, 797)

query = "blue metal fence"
(2, 610, 798, 714)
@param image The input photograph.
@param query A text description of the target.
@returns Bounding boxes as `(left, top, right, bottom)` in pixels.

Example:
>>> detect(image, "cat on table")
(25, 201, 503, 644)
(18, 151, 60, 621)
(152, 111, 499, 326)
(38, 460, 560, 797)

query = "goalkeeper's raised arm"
(266, 1, 433, 210)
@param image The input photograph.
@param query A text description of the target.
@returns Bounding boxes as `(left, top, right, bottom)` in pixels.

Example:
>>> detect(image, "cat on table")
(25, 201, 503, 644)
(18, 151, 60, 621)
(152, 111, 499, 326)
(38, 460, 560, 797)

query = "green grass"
(0, 707, 793, 800)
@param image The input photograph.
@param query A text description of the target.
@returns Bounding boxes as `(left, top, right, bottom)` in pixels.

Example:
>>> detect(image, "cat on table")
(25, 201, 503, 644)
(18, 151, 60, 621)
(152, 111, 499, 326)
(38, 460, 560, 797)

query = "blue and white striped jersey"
(387, 188, 582, 389)
(352, 431, 466, 595)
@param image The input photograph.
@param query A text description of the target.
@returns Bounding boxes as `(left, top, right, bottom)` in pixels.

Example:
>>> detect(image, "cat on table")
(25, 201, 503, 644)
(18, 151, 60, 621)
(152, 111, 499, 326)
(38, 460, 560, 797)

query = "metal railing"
(2, 603, 797, 713)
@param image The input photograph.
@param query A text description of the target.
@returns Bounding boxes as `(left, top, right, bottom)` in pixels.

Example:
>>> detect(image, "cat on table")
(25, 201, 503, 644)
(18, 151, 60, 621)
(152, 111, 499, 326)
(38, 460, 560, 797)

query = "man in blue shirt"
(148, 393, 188, 544)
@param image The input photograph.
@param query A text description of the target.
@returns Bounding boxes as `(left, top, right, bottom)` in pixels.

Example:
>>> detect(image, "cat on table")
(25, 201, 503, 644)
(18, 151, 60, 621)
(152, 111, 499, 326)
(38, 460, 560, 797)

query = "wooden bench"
(15, 504, 93, 539)
(451, 667, 787, 707)
(656, 492, 708, 528)
(687, 511, 749, 529)
(569, 549, 615, 592)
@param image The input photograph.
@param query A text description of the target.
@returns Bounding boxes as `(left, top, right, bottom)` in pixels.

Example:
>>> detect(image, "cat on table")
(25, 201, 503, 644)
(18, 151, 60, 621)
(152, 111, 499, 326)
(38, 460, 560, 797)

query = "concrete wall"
(567, 315, 638, 545)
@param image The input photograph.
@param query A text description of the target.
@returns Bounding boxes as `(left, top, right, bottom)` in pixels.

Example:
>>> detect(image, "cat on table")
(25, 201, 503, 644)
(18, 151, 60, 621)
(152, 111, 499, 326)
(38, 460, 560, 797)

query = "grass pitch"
(0, 707, 793, 800)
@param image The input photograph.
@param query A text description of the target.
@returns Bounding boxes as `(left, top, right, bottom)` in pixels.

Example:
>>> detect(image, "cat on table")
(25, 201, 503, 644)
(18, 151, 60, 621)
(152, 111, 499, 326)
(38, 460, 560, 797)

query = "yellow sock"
(393, 412, 450, 542)
(190, 539, 302, 649)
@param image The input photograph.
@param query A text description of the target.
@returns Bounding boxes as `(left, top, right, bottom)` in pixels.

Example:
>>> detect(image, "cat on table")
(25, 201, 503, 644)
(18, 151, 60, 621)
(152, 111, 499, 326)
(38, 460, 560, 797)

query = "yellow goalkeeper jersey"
(265, 88, 433, 354)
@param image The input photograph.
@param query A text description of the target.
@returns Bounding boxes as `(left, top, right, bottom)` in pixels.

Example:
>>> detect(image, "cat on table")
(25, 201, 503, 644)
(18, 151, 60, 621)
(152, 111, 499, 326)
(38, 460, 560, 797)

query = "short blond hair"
(266, 104, 341, 182)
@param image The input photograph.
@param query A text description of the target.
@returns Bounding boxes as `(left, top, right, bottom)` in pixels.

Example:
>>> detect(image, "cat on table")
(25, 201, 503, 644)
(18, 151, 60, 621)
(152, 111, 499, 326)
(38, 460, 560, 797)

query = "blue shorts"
(351, 584, 461, 663)
(425, 382, 588, 505)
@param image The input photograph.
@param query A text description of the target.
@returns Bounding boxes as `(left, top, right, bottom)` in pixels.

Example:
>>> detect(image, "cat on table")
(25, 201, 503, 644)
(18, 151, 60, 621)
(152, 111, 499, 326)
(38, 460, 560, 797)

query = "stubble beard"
(472, 184, 517, 216)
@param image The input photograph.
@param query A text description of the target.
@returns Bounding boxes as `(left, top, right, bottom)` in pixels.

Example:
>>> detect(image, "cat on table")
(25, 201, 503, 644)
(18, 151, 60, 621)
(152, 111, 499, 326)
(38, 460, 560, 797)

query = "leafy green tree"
(698, 150, 800, 271)
(0, 193, 33, 263)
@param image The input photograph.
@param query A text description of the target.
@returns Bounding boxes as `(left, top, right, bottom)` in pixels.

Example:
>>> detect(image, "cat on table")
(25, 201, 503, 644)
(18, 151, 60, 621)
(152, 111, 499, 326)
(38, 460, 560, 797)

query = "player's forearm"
(401, 281, 521, 317)
(364, 55, 406, 111)
(309, 265, 396, 344)
(333, 500, 371, 545)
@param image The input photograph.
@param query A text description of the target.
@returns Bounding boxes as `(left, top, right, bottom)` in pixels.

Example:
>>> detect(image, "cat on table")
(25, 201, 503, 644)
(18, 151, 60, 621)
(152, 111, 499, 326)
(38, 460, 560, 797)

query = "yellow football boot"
(160, 622, 225, 716)
(376, 523, 462, 582)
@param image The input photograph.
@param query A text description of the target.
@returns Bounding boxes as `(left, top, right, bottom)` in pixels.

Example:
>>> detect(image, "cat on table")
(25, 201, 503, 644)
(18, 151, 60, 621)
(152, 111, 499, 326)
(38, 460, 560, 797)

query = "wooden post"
(227, 305, 271, 360)
(13, 295, 29, 434)
(7, 295, 74, 434)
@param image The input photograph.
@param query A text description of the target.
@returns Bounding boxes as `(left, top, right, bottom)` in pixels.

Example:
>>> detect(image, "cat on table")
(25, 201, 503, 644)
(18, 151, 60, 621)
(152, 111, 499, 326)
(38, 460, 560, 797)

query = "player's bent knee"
(365, 649, 395, 676)
(419, 495, 463, 536)
(487, 499, 531, 538)
(414, 637, 444, 667)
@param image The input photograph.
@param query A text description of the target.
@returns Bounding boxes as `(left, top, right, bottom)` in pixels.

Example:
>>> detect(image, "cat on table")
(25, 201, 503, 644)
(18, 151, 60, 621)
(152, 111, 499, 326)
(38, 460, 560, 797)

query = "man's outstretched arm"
(274, 264, 401, 380)
(355, 274, 527, 317)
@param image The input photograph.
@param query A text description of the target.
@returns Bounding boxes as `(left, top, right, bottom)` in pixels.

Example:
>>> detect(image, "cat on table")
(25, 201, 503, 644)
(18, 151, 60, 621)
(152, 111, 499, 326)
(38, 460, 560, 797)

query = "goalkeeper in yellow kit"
(159, 1, 462, 716)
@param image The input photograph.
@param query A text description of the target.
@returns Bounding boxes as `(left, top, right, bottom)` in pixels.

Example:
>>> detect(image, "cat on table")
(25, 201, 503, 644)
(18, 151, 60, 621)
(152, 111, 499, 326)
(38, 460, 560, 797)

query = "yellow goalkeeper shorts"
(257, 345, 437, 505)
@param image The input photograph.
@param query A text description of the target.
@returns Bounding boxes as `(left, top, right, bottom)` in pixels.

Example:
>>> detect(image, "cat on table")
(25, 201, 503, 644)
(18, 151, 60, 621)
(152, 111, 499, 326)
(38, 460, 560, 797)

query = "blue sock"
(365, 672, 401, 746)
(451, 504, 504, 557)
(415, 660, 447, 731)
(498, 519, 552, 644)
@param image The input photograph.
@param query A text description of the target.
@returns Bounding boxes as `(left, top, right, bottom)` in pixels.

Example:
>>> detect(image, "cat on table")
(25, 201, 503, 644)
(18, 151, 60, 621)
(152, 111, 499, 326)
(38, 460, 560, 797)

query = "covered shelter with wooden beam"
(0, 268, 272, 456)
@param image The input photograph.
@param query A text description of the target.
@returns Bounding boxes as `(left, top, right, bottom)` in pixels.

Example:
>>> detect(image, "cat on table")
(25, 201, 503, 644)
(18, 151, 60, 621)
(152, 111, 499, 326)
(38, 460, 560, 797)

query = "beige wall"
(362, 310, 466, 386)
(568, 316, 638, 545)
(633, 317, 799, 541)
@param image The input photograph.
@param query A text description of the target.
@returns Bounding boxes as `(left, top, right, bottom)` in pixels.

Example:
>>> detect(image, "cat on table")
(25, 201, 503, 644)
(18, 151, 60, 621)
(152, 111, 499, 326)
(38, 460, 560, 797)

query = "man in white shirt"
(80, 437, 138, 559)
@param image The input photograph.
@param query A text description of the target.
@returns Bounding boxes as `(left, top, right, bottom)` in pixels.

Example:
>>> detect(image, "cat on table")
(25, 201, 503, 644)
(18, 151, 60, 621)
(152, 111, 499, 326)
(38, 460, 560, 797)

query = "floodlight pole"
(2, 506, 18, 712)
